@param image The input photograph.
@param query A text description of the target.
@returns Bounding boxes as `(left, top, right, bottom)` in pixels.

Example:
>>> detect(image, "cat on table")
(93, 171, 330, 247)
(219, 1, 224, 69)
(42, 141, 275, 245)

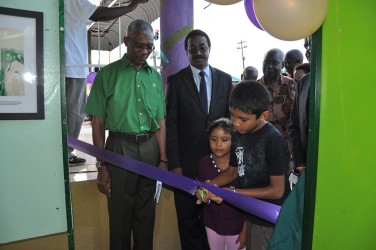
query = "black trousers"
(106, 134, 159, 250)
(174, 188, 210, 250)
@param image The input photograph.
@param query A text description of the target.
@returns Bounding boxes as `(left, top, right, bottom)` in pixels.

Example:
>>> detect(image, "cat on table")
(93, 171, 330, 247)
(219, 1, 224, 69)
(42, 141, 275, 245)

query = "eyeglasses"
(127, 37, 155, 53)
(187, 46, 209, 54)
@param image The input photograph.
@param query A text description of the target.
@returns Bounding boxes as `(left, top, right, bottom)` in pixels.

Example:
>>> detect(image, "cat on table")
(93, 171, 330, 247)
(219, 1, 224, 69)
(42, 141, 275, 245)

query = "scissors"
(195, 178, 211, 205)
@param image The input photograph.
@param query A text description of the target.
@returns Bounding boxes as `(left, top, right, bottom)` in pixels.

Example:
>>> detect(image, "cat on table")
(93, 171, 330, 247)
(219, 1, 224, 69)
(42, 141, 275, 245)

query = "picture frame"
(0, 7, 44, 120)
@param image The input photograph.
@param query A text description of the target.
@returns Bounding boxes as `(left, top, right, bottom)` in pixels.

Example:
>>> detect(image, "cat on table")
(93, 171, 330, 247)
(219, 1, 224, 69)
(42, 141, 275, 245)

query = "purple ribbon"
(86, 72, 97, 83)
(68, 136, 280, 223)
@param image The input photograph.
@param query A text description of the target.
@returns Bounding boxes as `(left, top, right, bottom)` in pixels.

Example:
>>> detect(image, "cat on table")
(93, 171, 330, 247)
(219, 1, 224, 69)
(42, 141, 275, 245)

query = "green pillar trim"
(161, 24, 193, 53)
(59, 0, 74, 249)
(302, 27, 322, 250)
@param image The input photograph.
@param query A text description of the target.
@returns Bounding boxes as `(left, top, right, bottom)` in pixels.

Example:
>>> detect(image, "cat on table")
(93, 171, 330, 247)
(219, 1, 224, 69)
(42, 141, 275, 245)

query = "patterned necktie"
(199, 71, 208, 113)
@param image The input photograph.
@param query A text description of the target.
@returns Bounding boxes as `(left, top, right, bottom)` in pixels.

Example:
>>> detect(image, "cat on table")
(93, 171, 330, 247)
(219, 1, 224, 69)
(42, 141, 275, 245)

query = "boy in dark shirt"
(210, 80, 290, 249)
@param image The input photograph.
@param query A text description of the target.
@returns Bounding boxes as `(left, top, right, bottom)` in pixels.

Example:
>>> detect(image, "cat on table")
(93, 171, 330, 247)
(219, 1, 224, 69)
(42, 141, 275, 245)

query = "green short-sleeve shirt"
(85, 55, 166, 134)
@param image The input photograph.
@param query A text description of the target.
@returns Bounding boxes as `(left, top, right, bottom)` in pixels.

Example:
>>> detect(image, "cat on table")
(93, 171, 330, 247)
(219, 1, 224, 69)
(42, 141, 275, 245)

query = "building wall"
(0, 0, 68, 244)
(313, 0, 376, 249)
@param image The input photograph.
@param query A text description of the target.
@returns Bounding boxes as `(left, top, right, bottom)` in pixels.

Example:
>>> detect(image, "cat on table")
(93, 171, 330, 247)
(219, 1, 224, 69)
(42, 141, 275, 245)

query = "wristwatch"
(95, 161, 106, 169)
(229, 186, 236, 193)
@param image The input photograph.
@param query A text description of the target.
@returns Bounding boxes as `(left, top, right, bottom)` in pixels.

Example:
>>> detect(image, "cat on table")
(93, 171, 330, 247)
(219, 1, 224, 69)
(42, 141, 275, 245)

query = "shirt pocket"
(144, 81, 160, 116)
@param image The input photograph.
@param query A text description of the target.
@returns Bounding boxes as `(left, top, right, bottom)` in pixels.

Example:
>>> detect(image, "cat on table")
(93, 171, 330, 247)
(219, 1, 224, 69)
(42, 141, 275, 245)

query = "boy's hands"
(209, 191, 223, 204)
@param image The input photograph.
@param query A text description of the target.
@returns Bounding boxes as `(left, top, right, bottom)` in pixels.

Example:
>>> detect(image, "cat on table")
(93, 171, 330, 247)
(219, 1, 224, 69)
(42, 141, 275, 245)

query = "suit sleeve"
(165, 76, 181, 170)
(288, 78, 305, 167)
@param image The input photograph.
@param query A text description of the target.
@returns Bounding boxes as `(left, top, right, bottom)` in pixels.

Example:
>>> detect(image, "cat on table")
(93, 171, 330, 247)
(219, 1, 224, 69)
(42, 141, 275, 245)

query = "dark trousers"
(66, 77, 86, 154)
(106, 134, 159, 250)
(174, 188, 210, 250)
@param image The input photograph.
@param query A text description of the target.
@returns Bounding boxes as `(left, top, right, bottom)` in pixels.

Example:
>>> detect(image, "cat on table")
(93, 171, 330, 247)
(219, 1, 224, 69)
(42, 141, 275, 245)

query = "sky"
(191, 1, 307, 78)
(92, 0, 308, 79)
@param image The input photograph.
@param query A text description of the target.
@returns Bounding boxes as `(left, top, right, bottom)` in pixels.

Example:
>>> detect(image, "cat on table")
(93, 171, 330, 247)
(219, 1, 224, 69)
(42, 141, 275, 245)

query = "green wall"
(0, 0, 68, 244)
(313, 0, 376, 249)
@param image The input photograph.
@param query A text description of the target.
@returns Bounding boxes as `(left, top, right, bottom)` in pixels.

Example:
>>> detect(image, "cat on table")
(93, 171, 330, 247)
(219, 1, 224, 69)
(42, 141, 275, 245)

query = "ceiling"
(89, 0, 160, 51)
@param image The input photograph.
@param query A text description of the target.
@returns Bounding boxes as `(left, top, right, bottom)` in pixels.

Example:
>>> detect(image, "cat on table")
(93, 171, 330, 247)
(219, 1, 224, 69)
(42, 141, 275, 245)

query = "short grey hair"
(127, 19, 153, 36)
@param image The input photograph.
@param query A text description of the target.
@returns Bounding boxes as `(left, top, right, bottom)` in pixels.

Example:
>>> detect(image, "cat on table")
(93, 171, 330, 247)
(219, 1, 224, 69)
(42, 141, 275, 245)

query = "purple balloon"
(244, 0, 263, 31)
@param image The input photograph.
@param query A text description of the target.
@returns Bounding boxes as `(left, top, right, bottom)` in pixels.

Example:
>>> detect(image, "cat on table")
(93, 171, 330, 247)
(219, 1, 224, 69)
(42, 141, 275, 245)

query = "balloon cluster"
(207, 0, 328, 41)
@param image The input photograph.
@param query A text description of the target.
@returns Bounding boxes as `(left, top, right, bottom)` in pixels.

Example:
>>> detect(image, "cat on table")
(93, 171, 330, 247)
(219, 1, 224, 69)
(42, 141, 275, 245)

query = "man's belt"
(109, 131, 154, 143)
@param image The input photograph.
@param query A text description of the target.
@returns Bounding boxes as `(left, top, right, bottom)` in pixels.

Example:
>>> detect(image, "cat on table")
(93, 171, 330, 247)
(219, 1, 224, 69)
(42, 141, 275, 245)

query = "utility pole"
(237, 40, 247, 69)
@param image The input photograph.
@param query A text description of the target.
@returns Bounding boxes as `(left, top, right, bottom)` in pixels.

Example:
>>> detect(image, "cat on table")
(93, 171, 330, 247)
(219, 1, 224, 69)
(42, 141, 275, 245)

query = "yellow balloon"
(207, 0, 242, 5)
(254, 0, 328, 41)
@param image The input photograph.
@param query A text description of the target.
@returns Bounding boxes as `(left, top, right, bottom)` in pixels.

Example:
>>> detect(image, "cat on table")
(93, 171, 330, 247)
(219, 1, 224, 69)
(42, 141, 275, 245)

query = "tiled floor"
(69, 122, 99, 182)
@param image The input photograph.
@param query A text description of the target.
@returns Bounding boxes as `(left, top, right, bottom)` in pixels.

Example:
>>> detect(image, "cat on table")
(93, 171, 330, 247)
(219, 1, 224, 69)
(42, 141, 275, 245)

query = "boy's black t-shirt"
(229, 122, 290, 227)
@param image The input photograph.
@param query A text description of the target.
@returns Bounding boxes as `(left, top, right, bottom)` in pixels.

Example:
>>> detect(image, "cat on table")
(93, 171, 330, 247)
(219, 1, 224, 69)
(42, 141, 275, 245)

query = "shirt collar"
(190, 65, 210, 77)
(121, 54, 151, 69)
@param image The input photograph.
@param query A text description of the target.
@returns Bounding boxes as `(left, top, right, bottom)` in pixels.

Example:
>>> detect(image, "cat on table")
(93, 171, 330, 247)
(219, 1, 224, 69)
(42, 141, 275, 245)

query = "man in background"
(64, 0, 147, 166)
(284, 49, 303, 78)
(289, 36, 312, 175)
(293, 62, 310, 82)
(257, 48, 296, 156)
(242, 65, 258, 80)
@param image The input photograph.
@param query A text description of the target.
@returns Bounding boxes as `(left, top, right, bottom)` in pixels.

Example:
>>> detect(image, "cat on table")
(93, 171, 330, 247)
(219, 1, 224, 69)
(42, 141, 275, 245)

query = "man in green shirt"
(85, 19, 167, 250)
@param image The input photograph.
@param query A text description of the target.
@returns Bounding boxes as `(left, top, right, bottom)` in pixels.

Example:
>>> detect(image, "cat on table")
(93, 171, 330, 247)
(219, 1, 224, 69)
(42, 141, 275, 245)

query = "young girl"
(198, 118, 246, 250)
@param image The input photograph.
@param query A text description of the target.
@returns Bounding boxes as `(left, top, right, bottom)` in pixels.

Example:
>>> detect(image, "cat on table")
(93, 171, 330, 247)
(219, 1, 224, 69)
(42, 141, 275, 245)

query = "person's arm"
(208, 166, 238, 187)
(155, 119, 168, 170)
(236, 221, 247, 250)
(235, 175, 285, 200)
(92, 116, 106, 149)
(92, 116, 111, 197)
(90, 0, 148, 22)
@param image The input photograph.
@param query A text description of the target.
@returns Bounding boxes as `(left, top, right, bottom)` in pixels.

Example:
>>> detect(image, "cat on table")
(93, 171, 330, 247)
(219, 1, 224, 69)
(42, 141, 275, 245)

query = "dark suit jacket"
(166, 65, 233, 178)
(288, 73, 310, 167)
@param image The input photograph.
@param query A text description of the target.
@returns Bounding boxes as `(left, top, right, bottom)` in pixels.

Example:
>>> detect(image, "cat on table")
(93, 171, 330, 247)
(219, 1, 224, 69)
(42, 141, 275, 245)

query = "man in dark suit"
(165, 29, 233, 250)
(288, 36, 312, 175)
(289, 73, 310, 173)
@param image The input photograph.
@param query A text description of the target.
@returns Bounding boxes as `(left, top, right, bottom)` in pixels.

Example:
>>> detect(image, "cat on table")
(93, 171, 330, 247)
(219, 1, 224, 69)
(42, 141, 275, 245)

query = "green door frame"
(302, 28, 322, 249)
(59, 0, 74, 249)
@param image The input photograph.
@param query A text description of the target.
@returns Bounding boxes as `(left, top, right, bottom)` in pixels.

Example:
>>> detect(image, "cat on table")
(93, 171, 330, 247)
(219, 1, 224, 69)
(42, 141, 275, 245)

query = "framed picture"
(0, 7, 44, 120)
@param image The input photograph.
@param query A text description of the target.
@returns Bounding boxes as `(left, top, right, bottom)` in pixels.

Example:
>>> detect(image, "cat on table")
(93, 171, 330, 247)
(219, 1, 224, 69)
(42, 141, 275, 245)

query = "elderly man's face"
(124, 31, 154, 68)
(263, 51, 283, 81)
